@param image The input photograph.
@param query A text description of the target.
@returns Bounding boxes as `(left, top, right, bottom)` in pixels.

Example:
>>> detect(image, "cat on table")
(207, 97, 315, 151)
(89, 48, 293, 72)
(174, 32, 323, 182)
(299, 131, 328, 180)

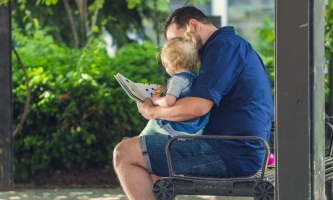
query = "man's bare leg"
(151, 174, 161, 182)
(113, 137, 156, 200)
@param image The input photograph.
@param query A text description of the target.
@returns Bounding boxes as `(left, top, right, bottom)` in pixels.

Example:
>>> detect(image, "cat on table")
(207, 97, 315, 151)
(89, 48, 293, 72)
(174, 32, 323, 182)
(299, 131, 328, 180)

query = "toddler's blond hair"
(160, 29, 199, 74)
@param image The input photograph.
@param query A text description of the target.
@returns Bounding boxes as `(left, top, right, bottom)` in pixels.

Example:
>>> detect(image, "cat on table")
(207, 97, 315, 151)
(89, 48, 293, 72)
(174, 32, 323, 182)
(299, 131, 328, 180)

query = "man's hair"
(163, 5, 212, 39)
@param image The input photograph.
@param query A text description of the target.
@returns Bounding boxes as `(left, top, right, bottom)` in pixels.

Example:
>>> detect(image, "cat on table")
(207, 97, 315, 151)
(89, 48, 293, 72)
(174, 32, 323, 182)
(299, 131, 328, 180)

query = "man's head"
(163, 5, 214, 48)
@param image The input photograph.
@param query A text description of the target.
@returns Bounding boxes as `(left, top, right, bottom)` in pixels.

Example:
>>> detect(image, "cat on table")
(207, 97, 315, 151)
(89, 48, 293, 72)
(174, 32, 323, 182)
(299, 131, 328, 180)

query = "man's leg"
(151, 174, 161, 182)
(113, 137, 155, 200)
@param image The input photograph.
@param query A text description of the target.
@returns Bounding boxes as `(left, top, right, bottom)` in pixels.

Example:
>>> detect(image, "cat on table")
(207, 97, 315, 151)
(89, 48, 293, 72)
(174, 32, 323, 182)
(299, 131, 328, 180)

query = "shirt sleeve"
(166, 76, 190, 98)
(191, 40, 244, 106)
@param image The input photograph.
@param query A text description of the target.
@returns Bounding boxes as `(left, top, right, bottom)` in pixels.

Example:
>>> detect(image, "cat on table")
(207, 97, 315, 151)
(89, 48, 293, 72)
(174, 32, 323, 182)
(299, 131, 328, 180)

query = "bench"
(152, 121, 333, 200)
(152, 135, 275, 200)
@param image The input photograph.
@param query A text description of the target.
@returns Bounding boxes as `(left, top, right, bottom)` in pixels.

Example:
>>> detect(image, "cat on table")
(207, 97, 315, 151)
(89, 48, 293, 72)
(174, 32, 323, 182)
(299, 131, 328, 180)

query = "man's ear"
(188, 19, 200, 33)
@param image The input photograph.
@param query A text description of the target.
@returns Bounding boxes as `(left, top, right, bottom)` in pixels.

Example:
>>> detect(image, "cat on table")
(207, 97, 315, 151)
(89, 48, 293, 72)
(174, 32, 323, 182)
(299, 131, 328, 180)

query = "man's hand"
(137, 98, 155, 119)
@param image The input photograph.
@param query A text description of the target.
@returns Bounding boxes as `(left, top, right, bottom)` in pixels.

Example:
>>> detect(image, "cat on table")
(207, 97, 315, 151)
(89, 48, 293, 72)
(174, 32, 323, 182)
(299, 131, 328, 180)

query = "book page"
(115, 75, 143, 102)
(134, 83, 160, 100)
(115, 73, 159, 102)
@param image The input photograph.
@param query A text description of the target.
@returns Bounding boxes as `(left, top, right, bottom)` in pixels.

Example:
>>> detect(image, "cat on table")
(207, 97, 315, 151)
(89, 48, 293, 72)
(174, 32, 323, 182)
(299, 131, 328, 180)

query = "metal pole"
(275, 0, 325, 199)
(0, 2, 13, 191)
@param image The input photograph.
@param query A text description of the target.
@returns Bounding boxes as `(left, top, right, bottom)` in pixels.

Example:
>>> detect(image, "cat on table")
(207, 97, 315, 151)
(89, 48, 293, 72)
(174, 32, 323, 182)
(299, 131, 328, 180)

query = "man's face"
(166, 23, 186, 40)
(166, 22, 203, 50)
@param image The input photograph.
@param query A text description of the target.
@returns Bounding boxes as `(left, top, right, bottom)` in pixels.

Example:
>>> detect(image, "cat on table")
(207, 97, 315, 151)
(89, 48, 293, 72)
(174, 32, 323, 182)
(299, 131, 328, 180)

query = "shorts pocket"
(192, 159, 229, 176)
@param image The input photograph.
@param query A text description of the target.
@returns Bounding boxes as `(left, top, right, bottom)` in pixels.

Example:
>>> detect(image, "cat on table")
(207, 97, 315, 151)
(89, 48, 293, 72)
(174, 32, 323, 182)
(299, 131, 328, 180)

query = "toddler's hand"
(152, 93, 161, 104)
(157, 85, 167, 91)
(155, 89, 164, 95)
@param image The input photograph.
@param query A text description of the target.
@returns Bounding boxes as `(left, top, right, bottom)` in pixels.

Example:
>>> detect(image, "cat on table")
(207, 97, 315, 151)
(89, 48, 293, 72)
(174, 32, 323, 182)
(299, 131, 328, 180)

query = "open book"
(114, 73, 160, 102)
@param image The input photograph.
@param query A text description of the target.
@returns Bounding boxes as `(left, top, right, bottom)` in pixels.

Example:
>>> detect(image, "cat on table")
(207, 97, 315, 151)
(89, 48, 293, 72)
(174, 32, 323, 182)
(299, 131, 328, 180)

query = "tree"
(11, 0, 170, 48)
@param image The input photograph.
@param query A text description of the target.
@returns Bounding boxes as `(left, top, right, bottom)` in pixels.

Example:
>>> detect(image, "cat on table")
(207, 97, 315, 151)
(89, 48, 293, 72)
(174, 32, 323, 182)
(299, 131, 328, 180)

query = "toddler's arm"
(152, 93, 177, 107)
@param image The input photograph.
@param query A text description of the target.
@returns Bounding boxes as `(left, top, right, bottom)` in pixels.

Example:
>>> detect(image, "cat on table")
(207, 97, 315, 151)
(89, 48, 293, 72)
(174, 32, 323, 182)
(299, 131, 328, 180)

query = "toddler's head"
(160, 29, 199, 75)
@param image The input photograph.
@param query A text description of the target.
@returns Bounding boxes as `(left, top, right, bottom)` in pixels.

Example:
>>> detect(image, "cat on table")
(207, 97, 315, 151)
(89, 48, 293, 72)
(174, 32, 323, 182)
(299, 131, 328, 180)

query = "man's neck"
(200, 24, 218, 45)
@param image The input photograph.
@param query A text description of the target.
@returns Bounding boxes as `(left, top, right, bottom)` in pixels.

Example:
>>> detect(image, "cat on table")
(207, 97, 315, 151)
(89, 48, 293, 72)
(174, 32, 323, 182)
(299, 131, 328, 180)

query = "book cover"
(114, 73, 159, 102)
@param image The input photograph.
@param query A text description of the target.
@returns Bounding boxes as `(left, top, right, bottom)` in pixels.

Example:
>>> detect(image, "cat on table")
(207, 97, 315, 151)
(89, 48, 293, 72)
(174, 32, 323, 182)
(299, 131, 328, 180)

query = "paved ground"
(0, 188, 253, 200)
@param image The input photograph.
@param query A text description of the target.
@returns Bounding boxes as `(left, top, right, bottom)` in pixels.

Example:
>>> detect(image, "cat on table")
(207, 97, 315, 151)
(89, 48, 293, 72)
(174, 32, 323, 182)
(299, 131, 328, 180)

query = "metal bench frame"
(325, 122, 333, 199)
(152, 135, 274, 200)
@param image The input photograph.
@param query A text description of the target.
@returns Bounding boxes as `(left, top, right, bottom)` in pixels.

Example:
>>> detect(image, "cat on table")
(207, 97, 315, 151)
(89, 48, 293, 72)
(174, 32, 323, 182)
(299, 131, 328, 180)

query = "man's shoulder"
(219, 26, 236, 33)
(212, 26, 249, 44)
(212, 29, 254, 59)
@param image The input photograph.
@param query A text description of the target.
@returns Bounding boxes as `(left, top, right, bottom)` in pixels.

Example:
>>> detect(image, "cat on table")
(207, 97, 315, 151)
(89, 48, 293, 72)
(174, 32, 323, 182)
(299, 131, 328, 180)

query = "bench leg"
(326, 180, 333, 200)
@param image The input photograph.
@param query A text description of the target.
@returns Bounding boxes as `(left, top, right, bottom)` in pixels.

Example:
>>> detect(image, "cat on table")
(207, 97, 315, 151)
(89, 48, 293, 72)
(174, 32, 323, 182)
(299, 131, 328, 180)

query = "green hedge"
(12, 31, 164, 180)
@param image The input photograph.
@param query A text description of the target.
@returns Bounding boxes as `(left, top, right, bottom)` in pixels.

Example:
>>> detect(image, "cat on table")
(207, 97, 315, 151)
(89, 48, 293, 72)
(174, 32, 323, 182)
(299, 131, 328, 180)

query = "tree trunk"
(153, 0, 164, 82)
(75, 0, 88, 45)
(63, 0, 79, 49)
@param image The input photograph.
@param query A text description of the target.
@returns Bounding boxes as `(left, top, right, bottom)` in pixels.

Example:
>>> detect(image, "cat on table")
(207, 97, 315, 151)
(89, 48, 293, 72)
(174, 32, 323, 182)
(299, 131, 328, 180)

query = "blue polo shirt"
(190, 26, 274, 176)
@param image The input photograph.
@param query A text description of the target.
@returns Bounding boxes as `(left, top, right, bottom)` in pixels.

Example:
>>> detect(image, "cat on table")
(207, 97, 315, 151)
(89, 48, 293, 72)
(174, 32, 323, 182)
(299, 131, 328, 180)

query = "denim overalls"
(155, 72, 210, 136)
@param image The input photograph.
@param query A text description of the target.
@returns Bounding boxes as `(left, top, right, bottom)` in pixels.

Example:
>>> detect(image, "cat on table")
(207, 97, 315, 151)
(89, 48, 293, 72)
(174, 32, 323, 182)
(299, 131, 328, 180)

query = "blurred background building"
(145, 0, 274, 50)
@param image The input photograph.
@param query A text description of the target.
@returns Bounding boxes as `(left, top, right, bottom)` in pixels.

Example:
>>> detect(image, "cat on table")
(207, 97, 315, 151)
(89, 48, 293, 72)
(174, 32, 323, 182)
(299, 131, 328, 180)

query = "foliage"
(326, 1, 333, 56)
(254, 17, 274, 92)
(0, 0, 9, 6)
(325, 0, 333, 106)
(11, 0, 170, 48)
(12, 29, 162, 180)
(255, 2, 333, 105)
(126, 0, 210, 10)
(9, 0, 213, 182)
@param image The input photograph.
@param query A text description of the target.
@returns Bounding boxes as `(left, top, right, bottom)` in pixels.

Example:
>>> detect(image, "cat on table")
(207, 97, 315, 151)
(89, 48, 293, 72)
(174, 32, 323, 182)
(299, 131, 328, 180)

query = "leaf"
(25, 22, 32, 31)
(33, 18, 39, 29)
(127, 0, 140, 9)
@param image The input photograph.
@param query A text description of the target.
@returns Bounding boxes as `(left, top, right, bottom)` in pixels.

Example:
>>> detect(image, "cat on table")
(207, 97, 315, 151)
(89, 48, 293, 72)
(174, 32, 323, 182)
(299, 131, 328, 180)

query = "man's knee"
(113, 141, 126, 170)
(113, 137, 143, 170)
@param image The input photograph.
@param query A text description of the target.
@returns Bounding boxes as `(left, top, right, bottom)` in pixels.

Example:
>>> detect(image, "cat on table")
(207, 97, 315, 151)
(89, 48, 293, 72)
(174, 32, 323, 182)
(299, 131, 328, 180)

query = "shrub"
(12, 30, 163, 180)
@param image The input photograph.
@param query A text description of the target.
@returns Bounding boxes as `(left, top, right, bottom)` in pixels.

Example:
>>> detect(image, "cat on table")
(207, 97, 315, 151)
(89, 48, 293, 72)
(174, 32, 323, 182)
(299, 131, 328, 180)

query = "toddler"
(140, 30, 209, 137)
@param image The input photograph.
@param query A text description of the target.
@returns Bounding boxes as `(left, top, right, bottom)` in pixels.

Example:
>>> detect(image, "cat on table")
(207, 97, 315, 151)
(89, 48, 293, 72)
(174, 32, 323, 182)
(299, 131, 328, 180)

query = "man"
(113, 5, 274, 200)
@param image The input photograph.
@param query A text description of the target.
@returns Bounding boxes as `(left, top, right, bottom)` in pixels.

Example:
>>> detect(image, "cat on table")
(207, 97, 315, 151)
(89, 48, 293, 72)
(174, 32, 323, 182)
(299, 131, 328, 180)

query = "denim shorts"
(140, 134, 231, 177)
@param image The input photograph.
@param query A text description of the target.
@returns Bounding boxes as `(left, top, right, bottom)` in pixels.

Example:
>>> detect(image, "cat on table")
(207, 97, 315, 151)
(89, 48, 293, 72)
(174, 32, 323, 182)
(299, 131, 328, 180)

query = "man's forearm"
(152, 97, 212, 122)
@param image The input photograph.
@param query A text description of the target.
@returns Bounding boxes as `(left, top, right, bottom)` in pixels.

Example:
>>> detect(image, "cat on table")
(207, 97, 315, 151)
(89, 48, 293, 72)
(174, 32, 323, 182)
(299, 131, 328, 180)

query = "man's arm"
(137, 96, 213, 122)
